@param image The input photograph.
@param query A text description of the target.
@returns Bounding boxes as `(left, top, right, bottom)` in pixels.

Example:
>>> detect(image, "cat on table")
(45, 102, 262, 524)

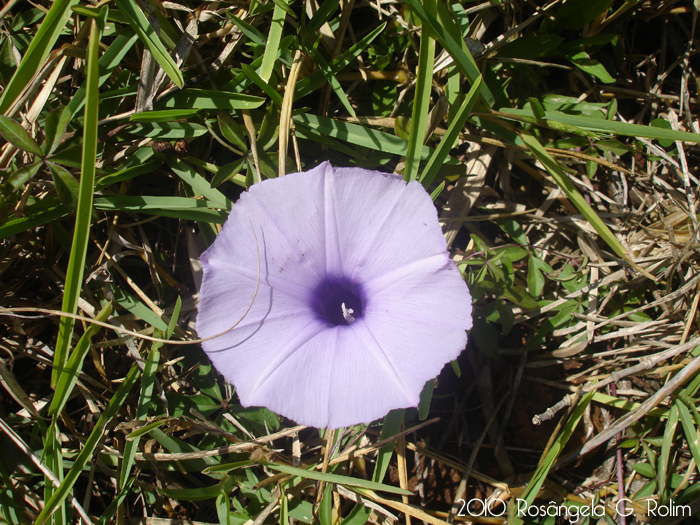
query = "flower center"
(310, 276, 365, 326)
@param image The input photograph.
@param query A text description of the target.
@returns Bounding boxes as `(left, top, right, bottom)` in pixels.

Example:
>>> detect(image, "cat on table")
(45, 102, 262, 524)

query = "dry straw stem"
(560, 353, 700, 462)
(134, 424, 306, 462)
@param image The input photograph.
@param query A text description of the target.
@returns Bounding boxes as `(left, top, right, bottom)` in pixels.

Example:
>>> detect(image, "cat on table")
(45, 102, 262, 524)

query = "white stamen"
(341, 302, 356, 324)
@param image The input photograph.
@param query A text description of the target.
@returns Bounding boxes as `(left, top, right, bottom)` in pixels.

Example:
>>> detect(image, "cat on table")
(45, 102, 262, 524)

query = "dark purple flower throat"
(311, 275, 365, 326)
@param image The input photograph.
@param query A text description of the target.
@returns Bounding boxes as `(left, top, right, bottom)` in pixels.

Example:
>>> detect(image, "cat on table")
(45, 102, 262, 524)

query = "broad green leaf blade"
(42, 106, 73, 156)
(294, 113, 460, 163)
(161, 89, 265, 110)
(47, 161, 79, 211)
(167, 157, 230, 207)
(52, 16, 102, 388)
(0, 0, 79, 114)
(259, 0, 287, 83)
(404, 0, 436, 182)
(677, 399, 700, 468)
(94, 195, 229, 223)
(0, 116, 43, 156)
(419, 75, 483, 187)
(0, 203, 70, 237)
(7, 160, 43, 190)
(111, 0, 184, 88)
(129, 109, 201, 122)
(262, 462, 412, 495)
(520, 131, 629, 260)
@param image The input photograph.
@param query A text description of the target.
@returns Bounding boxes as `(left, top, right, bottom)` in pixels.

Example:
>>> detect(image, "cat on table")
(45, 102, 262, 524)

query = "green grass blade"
(66, 29, 139, 116)
(94, 195, 229, 222)
(501, 107, 700, 143)
(49, 303, 112, 417)
(419, 75, 482, 187)
(167, 158, 230, 207)
(373, 409, 405, 484)
(403, 0, 494, 106)
(658, 403, 679, 500)
(520, 131, 630, 260)
(516, 392, 594, 517)
(0, 0, 79, 115)
(259, 0, 287, 83)
(120, 347, 160, 489)
(404, 0, 436, 182)
(34, 365, 141, 525)
(262, 462, 412, 495)
(43, 422, 66, 525)
(677, 399, 700, 468)
(52, 16, 102, 388)
(294, 114, 459, 164)
(241, 64, 284, 106)
(295, 24, 386, 100)
(0, 203, 70, 237)
(111, 0, 184, 88)
(309, 46, 356, 118)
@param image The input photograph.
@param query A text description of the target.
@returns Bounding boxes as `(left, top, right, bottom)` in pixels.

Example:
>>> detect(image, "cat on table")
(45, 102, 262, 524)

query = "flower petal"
(247, 323, 416, 429)
(325, 167, 449, 283)
(361, 255, 472, 394)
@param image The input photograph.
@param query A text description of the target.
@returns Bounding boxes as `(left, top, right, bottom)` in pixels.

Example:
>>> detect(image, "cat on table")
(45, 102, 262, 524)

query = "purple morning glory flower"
(196, 162, 472, 429)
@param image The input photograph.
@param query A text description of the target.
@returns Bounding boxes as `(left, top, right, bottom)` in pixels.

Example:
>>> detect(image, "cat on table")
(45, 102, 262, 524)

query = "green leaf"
(47, 162, 79, 211)
(403, 0, 494, 106)
(52, 16, 102, 388)
(502, 107, 700, 143)
(161, 89, 265, 110)
(520, 131, 630, 260)
(111, 0, 184, 88)
(527, 256, 545, 297)
(565, 50, 615, 84)
(471, 317, 499, 359)
(0, 116, 43, 156)
(42, 106, 73, 156)
(0, 201, 69, 238)
(262, 462, 412, 496)
(419, 76, 483, 187)
(94, 195, 229, 222)
(517, 392, 595, 510)
(130, 122, 208, 139)
(129, 109, 201, 122)
(258, 0, 287, 83)
(418, 378, 435, 420)
(167, 157, 229, 207)
(159, 484, 222, 501)
(240, 64, 284, 107)
(49, 303, 112, 416)
(7, 160, 44, 190)
(404, 0, 436, 182)
(218, 113, 248, 152)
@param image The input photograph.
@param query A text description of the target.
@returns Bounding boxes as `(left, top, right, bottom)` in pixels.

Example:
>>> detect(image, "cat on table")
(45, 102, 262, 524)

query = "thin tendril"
(0, 220, 261, 346)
